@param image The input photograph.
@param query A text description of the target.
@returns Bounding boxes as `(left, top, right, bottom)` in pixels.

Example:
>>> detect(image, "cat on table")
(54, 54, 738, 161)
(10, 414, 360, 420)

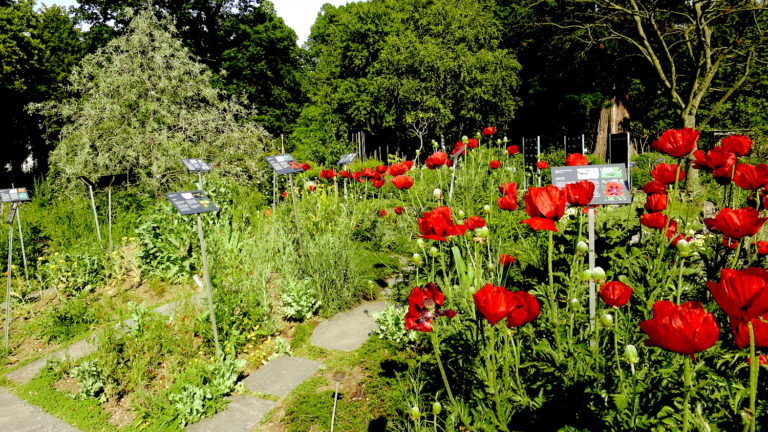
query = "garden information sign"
(165, 190, 221, 356)
(265, 153, 304, 175)
(181, 158, 211, 172)
(336, 153, 357, 165)
(0, 188, 30, 203)
(550, 164, 631, 205)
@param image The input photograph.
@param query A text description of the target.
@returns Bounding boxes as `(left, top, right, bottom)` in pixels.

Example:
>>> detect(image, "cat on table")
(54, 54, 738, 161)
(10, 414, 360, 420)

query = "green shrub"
(280, 278, 321, 321)
(36, 294, 97, 342)
(70, 360, 106, 401)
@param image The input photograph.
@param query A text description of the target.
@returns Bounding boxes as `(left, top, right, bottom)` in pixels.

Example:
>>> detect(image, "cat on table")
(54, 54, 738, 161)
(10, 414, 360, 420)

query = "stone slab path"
(185, 300, 387, 432)
(0, 388, 80, 432)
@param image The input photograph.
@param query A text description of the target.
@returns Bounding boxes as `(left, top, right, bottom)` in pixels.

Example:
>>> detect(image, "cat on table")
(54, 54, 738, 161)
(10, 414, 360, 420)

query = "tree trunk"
(682, 112, 700, 192)
(594, 95, 629, 160)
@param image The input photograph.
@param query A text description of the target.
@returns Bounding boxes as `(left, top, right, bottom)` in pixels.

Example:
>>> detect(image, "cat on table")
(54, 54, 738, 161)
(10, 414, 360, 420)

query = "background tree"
(292, 0, 521, 163)
(35, 8, 271, 191)
(0, 0, 84, 185)
(75, 0, 304, 136)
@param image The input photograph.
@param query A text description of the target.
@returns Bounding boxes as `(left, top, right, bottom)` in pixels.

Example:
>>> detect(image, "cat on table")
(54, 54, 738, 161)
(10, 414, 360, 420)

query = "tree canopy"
(37, 8, 271, 190)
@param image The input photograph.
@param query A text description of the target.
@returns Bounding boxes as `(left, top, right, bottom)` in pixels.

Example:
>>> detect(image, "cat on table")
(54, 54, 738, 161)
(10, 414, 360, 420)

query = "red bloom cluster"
(482, 126, 496, 136)
(651, 164, 684, 185)
(319, 169, 337, 180)
(536, 160, 549, 170)
(417, 207, 467, 241)
(464, 216, 486, 231)
(565, 153, 588, 166)
(521, 185, 566, 232)
(733, 163, 768, 191)
(692, 134, 752, 186)
(473, 284, 540, 327)
(499, 253, 516, 266)
(640, 300, 719, 358)
(391, 175, 414, 190)
(652, 128, 699, 158)
(497, 182, 518, 212)
(404, 283, 456, 332)
(704, 207, 767, 240)
(507, 145, 519, 155)
(489, 160, 501, 169)
(708, 268, 768, 349)
(388, 162, 410, 176)
(425, 152, 449, 169)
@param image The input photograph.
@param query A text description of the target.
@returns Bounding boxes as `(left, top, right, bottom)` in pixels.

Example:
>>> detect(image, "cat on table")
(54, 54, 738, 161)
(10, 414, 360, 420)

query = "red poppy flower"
(564, 180, 595, 206)
(599, 281, 633, 308)
(536, 160, 549, 170)
(692, 147, 737, 174)
(473, 284, 514, 325)
(720, 135, 752, 157)
(640, 212, 670, 230)
(733, 163, 768, 191)
(565, 153, 588, 166)
(464, 216, 486, 231)
(404, 283, 454, 332)
(521, 185, 566, 231)
(499, 182, 517, 197)
(468, 138, 479, 148)
(643, 180, 667, 194)
(375, 165, 388, 174)
(652, 128, 699, 158)
(731, 315, 768, 349)
(378, 209, 387, 217)
(340, 170, 351, 178)
(499, 254, 516, 266)
(497, 194, 518, 211)
(452, 142, 466, 156)
(281, 191, 288, 198)
(319, 169, 337, 180)
(372, 179, 385, 188)
(417, 206, 467, 241)
(352, 172, 362, 181)
(308, 185, 316, 192)
(639, 300, 719, 358)
(482, 126, 496, 136)
(388, 163, 409, 176)
(446, 159, 453, 167)
(301, 163, 311, 171)
(489, 160, 501, 169)
(748, 354, 768, 366)
(704, 207, 767, 239)
(394, 206, 405, 215)
(391, 175, 414, 190)
(722, 236, 739, 250)
(360, 167, 377, 178)
(425, 152, 448, 169)
(403, 160, 414, 170)
(707, 267, 768, 320)
(506, 291, 540, 327)
(644, 193, 668, 212)
(507, 145, 519, 155)
(756, 241, 768, 256)
(651, 163, 685, 185)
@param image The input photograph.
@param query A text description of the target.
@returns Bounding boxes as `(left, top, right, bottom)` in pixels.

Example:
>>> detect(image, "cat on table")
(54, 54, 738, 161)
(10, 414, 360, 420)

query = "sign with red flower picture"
(550, 164, 631, 205)
(265, 154, 305, 175)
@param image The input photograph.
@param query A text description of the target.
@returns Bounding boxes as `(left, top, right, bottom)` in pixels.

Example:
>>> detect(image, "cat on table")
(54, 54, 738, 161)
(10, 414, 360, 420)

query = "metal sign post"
(165, 190, 221, 357)
(181, 159, 211, 190)
(588, 208, 596, 334)
(4, 203, 17, 350)
(287, 173, 305, 250)
(15, 205, 28, 285)
(336, 153, 357, 208)
(265, 154, 306, 251)
(78, 178, 103, 249)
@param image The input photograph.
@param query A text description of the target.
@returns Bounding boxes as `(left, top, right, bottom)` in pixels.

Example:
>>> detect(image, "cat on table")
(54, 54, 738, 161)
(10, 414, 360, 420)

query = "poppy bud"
(497, 139, 502, 146)
(600, 313, 614, 328)
(592, 266, 606, 281)
(625, 344, 639, 364)
(580, 269, 593, 281)
(433, 188, 442, 199)
(410, 406, 421, 420)
(428, 247, 439, 257)
(503, 136, 509, 143)
(432, 401, 442, 415)
(676, 239, 691, 257)
(412, 253, 423, 266)
(483, 204, 491, 213)
(576, 241, 588, 254)
(618, 274, 630, 284)
(416, 239, 426, 249)
(458, 210, 465, 218)
(486, 262, 495, 270)
(462, 135, 469, 144)
(475, 226, 490, 238)
(569, 298, 581, 311)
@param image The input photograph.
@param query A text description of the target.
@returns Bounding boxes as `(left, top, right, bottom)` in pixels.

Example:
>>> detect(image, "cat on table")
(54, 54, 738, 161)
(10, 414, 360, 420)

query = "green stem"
(675, 257, 686, 304)
(682, 356, 693, 432)
(731, 240, 742, 269)
(612, 311, 624, 383)
(748, 321, 759, 432)
(430, 331, 472, 431)
(548, 230, 557, 323)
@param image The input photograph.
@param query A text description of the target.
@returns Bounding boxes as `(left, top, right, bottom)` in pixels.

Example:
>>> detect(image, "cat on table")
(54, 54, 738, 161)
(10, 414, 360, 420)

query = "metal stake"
(87, 184, 103, 247)
(288, 174, 305, 253)
(196, 214, 221, 357)
(588, 208, 596, 334)
(4, 205, 16, 350)
(15, 205, 28, 285)
(108, 186, 113, 254)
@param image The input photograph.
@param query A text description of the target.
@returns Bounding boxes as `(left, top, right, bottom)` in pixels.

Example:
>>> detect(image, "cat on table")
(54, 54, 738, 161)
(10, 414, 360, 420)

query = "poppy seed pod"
(625, 345, 640, 364)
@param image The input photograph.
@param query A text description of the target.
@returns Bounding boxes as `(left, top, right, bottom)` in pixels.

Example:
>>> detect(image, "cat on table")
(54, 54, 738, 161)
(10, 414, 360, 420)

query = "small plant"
(70, 360, 106, 401)
(37, 294, 97, 342)
(267, 336, 293, 360)
(373, 304, 416, 344)
(281, 278, 321, 321)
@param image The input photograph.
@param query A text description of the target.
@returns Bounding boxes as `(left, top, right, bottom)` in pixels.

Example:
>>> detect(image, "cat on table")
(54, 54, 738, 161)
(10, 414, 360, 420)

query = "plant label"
(336, 153, 357, 165)
(181, 158, 211, 172)
(551, 164, 631, 205)
(0, 188, 30, 203)
(266, 154, 304, 175)
(165, 190, 219, 215)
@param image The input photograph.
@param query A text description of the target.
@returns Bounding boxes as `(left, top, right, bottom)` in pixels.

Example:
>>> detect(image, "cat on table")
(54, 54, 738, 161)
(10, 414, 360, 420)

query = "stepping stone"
(242, 356, 320, 398)
(6, 337, 98, 385)
(311, 301, 386, 352)
(186, 395, 276, 432)
(0, 388, 80, 431)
